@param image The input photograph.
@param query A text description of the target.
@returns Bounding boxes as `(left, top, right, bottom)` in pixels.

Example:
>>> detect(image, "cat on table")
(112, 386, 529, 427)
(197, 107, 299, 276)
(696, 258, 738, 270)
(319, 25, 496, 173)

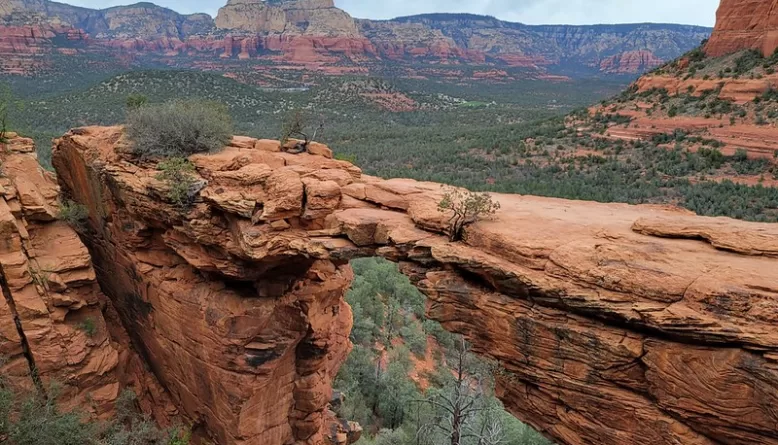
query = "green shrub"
(126, 94, 148, 110)
(126, 100, 232, 159)
(58, 200, 89, 228)
(438, 187, 501, 241)
(688, 47, 706, 63)
(734, 49, 764, 75)
(2, 387, 191, 445)
(155, 157, 199, 208)
(334, 153, 358, 164)
(10, 392, 97, 445)
(77, 318, 97, 337)
(399, 325, 427, 357)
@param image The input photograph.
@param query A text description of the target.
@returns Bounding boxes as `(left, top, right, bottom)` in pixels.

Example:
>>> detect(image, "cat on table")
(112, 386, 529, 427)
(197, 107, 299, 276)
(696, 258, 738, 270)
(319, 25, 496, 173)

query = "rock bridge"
(51, 127, 778, 445)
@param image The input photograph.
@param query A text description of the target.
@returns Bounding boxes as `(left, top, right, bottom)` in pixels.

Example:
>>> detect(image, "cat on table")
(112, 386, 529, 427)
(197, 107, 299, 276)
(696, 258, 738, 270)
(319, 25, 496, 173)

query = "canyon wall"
(0, 134, 174, 421)
(705, 0, 778, 56)
(51, 129, 360, 445)
(52, 126, 778, 445)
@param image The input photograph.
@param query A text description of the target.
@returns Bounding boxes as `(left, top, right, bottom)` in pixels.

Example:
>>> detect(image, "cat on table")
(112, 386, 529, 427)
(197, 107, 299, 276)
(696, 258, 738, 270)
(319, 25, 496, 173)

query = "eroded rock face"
(53, 129, 356, 445)
(215, 0, 359, 36)
(705, 0, 778, 57)
(0, 0, 709, 74)
(53, 126, 778, 445)
(599, 50, 664, 74)
(0, 134, 174, 421)
(0, 0, 214, 39)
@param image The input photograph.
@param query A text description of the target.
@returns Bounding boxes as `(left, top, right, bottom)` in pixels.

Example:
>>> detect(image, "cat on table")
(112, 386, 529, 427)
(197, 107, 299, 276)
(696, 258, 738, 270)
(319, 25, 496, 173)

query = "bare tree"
(414, 337, 505, 445)
(281, 109, 324, 154)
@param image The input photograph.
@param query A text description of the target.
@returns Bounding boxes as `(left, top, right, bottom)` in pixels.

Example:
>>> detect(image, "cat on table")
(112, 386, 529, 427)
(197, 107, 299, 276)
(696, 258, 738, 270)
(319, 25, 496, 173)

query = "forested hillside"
(7, 58, 778, 222)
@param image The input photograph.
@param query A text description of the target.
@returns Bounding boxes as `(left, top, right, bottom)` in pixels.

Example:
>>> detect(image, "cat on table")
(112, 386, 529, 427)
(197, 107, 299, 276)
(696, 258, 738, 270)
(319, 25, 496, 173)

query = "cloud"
(63, 0, 720, 26)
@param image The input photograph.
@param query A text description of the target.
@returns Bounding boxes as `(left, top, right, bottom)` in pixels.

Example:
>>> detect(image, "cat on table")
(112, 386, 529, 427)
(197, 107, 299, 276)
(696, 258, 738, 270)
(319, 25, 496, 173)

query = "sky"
(63, 0, 721, 27)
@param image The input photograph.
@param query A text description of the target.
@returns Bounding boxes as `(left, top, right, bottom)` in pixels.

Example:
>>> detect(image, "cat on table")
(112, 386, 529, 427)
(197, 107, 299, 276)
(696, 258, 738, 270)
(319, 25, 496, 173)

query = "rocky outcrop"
(97, 4, 214, 39)
(215, 0, 359, 37)
(599, 50, 664, 74)
(0, 0, 213, 39)
(52, 129, 357, 445)
(705, 0, 778, 57)
(53, 126, 778, 445)
(634, 71, 778, 103)
(0, 133, 175, 421)
(0, 24, 87, 74)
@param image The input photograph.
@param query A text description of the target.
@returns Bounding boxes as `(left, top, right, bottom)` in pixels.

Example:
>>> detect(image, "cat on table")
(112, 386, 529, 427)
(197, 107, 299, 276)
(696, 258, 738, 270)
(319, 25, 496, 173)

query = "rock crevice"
(0, 133, 176, 421)
(0, 262, 42, 392)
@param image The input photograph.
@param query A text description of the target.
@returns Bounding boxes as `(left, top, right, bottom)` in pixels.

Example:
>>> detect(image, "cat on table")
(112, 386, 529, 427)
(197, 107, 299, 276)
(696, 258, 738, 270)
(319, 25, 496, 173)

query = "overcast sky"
(63, 0, 721, 26)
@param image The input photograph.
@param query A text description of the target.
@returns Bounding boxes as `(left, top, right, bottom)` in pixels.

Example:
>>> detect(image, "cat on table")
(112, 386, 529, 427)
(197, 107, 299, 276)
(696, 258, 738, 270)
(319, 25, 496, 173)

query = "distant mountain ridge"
(0, 0, 213, 38)
(0, 0, 712, 77)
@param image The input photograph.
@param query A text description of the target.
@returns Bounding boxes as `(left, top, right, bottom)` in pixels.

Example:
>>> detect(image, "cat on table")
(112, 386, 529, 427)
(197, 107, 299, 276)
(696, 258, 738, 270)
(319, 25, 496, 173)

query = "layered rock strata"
(53, 126, 778, 445)
(0, 133, 174, 421)
(53, 129, 356, 444)
(215, 0, 360, 37)
(705, 0, 778, 57)
(0, 0, 710, 74)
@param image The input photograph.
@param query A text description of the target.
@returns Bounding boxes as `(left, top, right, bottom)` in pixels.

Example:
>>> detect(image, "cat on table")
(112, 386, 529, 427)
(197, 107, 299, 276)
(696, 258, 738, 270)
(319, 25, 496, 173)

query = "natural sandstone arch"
(52, 127, 778, 445)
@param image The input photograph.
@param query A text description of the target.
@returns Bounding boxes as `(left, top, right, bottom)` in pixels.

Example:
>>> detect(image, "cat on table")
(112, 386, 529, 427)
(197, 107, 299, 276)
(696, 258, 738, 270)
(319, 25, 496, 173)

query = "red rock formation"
(599, 50, 664, 74)
(0, 24, 377, 66)
(0, 133, 174, 422)
(0, 1, 710, 76)
(705, 0, 778, 56)
(634, 71, 778, 103)
(52, 130, 358, 445)
(53, 126, 778, 445)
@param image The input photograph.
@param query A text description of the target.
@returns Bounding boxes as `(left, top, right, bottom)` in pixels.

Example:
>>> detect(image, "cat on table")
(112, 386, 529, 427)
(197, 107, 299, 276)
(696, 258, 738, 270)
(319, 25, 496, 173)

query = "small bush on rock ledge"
(438, 187, 501, 242)
(58, 200, 89, 229)
(126, 100, 233, 159)
(155, 157, 199, 208)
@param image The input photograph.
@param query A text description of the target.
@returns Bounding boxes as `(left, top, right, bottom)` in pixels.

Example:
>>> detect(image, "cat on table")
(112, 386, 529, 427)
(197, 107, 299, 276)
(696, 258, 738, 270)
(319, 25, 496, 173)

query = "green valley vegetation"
(334, 258, 552, 445)
(4, 69, 622, 170)
(0, 383, 191, 445)
(4, 53, 778, 222)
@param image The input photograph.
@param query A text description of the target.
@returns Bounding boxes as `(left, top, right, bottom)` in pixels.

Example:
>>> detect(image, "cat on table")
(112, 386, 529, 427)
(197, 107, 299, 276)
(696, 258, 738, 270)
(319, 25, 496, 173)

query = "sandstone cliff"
(215, 0, 360, 37)
(0, 133, 175, 422)
(705, 0, 778, 57)
(362, 16, 710, 72)
(0, 0, 710, 75)
(52, 126, 778, 445)
(588, 0, 778, 162)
